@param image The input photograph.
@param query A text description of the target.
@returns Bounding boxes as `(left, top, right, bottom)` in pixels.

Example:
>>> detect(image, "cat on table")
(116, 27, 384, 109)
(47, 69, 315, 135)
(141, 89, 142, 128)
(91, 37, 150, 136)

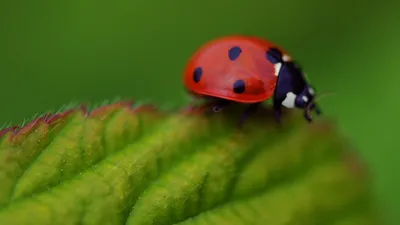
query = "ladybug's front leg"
(304, 109, 313, 123)
(304, 102, 322, 122)
(310, 103, 322, 115)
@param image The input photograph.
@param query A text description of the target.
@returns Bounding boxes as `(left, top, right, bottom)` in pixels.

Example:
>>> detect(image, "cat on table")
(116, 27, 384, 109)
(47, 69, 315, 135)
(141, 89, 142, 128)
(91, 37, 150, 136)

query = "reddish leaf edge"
(0, 99, 370, 181)
(0, 100, 212, 140)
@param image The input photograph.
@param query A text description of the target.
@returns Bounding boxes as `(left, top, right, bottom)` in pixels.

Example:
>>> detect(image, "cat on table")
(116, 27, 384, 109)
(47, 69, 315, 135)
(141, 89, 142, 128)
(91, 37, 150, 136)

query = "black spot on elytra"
(193, 67, 203, 83)
(233, 80, 246, 94)
(228, 46, 242, 61)
(266, 48, 283, 64)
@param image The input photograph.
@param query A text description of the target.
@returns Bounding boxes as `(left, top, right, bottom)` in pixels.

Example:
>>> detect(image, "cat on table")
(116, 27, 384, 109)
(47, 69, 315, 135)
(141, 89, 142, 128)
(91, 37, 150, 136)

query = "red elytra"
(183, 35, 290, 103)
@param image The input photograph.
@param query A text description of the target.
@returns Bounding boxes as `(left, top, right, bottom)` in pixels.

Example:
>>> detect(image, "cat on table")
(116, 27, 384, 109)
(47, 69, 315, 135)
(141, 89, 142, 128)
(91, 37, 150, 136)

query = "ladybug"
(183, 35, 321, 125)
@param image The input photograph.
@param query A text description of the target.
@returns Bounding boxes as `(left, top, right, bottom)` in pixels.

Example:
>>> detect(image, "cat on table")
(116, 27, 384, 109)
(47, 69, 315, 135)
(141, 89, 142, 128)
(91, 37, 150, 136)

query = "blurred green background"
(0, 0, 399, 224)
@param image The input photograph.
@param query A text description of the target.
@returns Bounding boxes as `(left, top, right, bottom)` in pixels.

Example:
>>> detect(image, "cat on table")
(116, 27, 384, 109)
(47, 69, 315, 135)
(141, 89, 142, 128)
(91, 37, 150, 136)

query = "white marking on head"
(282, 92, 296, 108)
(308, 87, 315, 95)
(274, 63, 282, 76)
(302, 96, 309, 102)
(282, 54, 291, 62)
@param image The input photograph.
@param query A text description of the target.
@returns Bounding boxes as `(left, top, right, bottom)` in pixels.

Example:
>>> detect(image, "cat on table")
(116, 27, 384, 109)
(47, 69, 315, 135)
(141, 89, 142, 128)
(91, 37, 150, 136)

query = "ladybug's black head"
(294, 85, 316, 109)
(295, 84, 322, 121)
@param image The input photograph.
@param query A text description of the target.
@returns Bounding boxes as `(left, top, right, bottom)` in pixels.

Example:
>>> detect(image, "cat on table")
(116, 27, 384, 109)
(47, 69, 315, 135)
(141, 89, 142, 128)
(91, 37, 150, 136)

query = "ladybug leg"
(211, 99, 230, 113)
(204, 99, 230, 116)
(273, 99, 283, 124)
(307, 103, 322, 118)
(311, 103, 322, 115)
(238, 103, 261, 127)
(304, 109, 313, 123)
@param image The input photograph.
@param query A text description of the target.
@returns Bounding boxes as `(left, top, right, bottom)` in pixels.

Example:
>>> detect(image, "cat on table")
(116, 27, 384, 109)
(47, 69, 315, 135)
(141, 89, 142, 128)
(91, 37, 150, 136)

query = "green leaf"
(0, 101, 382, 225)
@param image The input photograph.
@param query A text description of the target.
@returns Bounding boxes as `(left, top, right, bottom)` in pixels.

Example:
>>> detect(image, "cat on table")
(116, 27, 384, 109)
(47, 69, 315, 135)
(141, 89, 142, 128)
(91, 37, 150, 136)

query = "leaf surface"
(0, 102, 381, 225)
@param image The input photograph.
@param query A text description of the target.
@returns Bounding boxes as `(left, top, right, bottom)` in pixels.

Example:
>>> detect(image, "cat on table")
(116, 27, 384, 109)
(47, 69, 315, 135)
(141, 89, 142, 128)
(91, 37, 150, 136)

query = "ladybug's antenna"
(306, 91, 336, 117)
(314, 91, 337, 102)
